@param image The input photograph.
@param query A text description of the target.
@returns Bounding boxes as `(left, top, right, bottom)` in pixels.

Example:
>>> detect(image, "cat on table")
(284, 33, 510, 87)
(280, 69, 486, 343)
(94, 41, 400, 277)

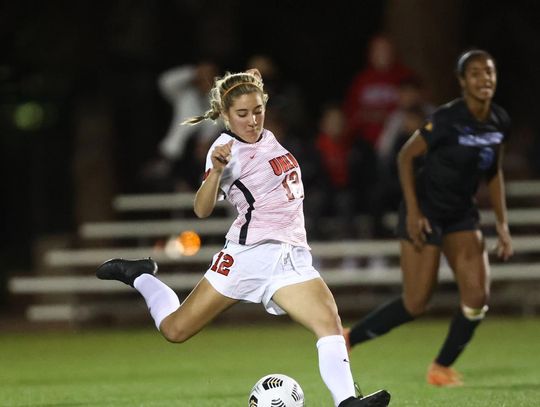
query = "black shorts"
(396, 201, 480, 246)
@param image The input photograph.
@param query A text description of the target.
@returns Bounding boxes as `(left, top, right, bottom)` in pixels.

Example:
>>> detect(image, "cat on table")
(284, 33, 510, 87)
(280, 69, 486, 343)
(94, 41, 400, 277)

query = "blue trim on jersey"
(232, 180, 255, 245)
(458, 132, 503, 146)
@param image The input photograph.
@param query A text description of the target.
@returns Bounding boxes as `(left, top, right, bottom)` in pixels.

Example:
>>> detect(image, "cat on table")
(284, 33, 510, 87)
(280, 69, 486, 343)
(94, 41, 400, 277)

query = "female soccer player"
(345, 49, 513, 387)
(97, 69, 390, 407)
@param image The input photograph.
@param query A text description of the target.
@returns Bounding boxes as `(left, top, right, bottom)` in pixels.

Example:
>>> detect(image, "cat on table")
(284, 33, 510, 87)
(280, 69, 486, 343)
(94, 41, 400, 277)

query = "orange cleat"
(426, 362, 464, 387)
(343, 327, 352, 353)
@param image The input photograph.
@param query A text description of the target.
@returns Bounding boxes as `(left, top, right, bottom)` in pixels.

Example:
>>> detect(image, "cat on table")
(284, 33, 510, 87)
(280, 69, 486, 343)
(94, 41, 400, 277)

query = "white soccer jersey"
(203, 129, 309, 248)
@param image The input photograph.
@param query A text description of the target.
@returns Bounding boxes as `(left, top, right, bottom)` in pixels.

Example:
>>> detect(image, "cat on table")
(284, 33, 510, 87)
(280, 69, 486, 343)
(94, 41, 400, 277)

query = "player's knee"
(314, 310, 342, 336)
(462, 303, 488, 321)
(403, 296, 430, 317)
(160, 322, 191, 344)
(462, 288, 489, 312)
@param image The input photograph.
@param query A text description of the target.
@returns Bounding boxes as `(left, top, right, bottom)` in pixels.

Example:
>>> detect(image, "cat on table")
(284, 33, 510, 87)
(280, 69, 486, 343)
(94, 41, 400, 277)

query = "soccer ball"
(248, 373, 305, 407)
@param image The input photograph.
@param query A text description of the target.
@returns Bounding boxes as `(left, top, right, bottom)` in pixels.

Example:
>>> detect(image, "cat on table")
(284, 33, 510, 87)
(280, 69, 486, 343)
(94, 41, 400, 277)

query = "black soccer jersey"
(416, 98, 511, 218)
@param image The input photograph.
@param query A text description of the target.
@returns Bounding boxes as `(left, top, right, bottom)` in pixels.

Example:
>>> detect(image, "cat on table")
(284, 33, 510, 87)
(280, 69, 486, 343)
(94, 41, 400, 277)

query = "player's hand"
(211, 139, 234, 172)
(406, 210, 432, 250)
(495, 221, 513, 261)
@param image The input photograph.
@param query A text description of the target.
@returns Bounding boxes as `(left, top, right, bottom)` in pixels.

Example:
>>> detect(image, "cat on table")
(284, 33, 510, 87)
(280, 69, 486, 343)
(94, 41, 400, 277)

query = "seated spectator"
(306, 104, 367, 239)
(315, 104, 350, 192)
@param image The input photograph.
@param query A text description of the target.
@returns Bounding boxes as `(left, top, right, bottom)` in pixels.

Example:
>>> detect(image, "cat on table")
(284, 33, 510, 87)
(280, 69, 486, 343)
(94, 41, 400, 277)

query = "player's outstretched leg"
(338, 389, 391, 406)
(96, 257, 180, 331)
(96, 258, 158, 286)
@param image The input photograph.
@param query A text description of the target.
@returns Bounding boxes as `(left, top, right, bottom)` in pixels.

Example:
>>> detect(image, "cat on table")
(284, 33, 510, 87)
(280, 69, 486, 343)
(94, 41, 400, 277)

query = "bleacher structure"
(8, 180, 540, 324)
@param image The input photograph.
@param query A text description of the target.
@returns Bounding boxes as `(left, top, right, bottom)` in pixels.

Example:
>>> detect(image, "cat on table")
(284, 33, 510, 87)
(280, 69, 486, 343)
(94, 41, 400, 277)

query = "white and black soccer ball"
(248, 373, 305, 407)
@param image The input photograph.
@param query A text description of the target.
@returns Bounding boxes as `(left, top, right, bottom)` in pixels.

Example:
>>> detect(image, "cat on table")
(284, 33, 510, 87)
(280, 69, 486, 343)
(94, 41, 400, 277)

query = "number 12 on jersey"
(210, 251, 234, 276)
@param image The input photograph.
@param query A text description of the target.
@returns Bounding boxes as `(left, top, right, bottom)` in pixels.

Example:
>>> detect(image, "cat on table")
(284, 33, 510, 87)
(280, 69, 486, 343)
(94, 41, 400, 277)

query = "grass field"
(1, 318, 539, 406)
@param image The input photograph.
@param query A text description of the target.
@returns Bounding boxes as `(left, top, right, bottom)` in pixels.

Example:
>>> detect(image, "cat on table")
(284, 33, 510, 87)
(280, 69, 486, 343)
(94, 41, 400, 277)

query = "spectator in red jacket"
(343, 34, 416, 147)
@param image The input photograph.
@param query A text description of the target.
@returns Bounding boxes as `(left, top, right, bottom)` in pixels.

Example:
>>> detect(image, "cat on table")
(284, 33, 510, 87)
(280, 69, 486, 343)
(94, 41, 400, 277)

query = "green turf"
(1, 318, 539, 406)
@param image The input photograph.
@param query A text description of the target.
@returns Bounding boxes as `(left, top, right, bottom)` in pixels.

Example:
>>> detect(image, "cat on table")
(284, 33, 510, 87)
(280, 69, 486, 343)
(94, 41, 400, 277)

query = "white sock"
(133, 274, 180, 330)
(317, 335, 356, 406)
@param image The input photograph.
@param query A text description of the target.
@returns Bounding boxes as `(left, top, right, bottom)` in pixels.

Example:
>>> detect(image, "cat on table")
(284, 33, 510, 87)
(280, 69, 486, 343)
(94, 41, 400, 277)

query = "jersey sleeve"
(418, 109, 448, 149)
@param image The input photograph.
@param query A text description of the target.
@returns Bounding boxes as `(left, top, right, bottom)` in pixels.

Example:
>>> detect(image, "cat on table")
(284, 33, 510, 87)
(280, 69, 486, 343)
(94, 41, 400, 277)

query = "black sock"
(435, 310, 481, 367)
(349, 297, 414, 347)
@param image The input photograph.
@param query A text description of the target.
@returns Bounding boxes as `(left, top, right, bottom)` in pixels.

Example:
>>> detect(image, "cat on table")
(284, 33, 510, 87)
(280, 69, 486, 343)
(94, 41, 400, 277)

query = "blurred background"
(2, 0, 540, 328)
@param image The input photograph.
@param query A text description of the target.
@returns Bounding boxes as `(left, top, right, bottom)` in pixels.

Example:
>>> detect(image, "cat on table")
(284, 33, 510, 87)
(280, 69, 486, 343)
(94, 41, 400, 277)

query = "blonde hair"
(182, 71, 268, 127)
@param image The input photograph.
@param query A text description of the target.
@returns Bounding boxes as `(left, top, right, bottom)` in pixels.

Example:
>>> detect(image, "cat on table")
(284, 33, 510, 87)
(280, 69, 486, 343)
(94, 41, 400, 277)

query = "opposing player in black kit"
(345, 49, 513, 386)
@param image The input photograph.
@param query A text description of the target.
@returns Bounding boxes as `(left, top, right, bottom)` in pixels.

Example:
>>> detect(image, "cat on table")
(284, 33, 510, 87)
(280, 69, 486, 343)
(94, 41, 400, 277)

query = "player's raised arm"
(194, 140, 233, 218)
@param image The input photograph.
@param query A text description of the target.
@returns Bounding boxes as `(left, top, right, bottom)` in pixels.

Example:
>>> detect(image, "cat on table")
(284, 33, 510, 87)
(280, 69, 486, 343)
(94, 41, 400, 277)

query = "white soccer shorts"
(203, 240, 321, 315)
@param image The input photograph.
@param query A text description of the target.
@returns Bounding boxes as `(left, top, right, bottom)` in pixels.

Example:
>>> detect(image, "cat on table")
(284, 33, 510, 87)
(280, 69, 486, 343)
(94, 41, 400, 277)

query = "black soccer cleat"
(339, 390, 391, 407)
(96, 258, 158, 287)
